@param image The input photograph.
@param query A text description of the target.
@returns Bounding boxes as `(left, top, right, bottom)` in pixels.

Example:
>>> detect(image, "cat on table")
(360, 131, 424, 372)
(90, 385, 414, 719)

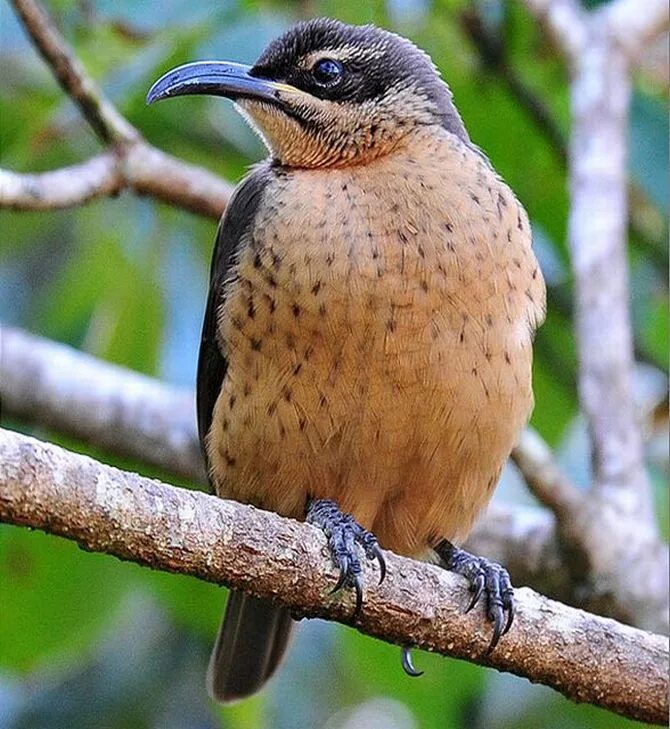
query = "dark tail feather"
(207, 590, 294, 703)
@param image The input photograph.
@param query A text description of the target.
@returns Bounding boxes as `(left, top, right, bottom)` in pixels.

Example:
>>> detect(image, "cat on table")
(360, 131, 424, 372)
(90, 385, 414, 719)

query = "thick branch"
(0, 428, 667, 725)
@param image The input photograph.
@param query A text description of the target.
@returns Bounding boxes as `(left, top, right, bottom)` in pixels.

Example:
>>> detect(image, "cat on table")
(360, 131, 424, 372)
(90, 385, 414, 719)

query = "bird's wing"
(196, 164, 273, 470)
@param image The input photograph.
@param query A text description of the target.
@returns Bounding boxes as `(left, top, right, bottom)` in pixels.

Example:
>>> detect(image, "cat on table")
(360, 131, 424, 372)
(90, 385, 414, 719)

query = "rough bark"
(0, 428, 667, 725)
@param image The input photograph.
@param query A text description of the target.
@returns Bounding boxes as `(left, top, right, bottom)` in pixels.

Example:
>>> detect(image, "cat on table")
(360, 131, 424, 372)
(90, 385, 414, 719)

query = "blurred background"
(0, 0, 667, 728)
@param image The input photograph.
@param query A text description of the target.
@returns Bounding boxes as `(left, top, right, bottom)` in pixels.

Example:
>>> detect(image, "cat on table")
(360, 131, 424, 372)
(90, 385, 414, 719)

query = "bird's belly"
(207, 255, 532, 555)
(206, 150, 542, 556)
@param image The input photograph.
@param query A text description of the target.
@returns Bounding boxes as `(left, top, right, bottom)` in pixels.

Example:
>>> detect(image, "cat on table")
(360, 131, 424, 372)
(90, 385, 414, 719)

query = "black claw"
(372, 544, 387, 584)
(306, 498, 383, 617)
(465, 574, 485, 613)
(401, 646, 423, 677)
(436, 540, 515, 653)
(352, 573, 364, 616)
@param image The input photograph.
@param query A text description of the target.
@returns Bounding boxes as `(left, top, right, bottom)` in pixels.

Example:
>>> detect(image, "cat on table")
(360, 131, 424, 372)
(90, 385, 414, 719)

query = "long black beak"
(146, 61, 294, 105)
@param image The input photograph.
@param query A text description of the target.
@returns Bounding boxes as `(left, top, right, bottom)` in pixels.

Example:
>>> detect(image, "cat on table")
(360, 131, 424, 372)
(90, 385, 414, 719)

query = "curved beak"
(146, 61, 296, 105)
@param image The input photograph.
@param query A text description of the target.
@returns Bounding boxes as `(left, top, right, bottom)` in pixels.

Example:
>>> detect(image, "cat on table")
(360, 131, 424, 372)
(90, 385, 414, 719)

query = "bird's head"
(147, 18, 468, 168)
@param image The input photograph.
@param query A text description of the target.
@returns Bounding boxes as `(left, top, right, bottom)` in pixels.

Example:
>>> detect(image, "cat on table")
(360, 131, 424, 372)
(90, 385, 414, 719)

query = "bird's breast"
(207, 130, 545, 547)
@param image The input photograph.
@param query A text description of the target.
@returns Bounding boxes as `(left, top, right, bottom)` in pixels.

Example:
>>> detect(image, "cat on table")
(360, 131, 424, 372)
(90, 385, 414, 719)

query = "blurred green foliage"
(1, 1, 667, 727)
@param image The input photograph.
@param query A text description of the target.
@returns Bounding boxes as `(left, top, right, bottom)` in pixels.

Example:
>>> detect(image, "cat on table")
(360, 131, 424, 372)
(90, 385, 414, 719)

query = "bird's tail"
(207, 590, 294, 703)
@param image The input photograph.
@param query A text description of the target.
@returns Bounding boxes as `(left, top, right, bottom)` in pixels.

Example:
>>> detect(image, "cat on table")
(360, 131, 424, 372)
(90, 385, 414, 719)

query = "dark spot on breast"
(372, 248, 379, 259)
(311, 281, 322, 295)
(224, 450, 236, 467)
(507, 229, 512, 242)
(470, 192, 480, 205)
(326, 252, 335, 266)
(222, 418, 229, 432)
(243, 383, 251, 397)
(459, 331, 465, 343)
(293, 362, 302, 375)
(525, 289, 535, 302)
(267, 402, 276, 416)
(445, 221, 454, 233)
(292, 303, 301, 318)
(513, 257, 522, 269)
(485, 314, 493, 327)
(342, 183, 348, 191)
(446, 241, 455, 253)
(318, 303, 327, 317)
(289, 263, 297, 276)
(417, 245, 425, 258)
(228, 394, 236, 409)
(299, 418, 307, 431)
(532, 267, 538, 279)
(250, 337, 262, 351)
(386, 319, 396, 333)
(517, 212, 524, 230)
(319, 394, 327, 408)
(305, 346, 313, 361)
(485, 350, 492, 362)
(247, 298, 255, 319)
(283, 387, 292, 402)
(279, 424, 286, 438)
(266, 273, 277, 288)
(472, 367, 478, 376)
(420, 280, 429, 293)
(398, 230, 408, 245)
(253, 252, 262, 269)
(504, 351, 511, 364)
(271, 251, 282, 270)
(390, 203, 399, 213)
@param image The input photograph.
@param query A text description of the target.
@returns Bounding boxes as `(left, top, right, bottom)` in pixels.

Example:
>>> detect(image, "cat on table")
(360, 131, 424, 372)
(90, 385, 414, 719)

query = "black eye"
(312, 58, 343, 85)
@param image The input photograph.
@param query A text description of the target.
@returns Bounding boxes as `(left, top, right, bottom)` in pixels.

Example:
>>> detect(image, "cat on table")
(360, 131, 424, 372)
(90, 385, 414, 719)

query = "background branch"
(522, 0, 669, 634)
(0, 427, 667, 726)
(4, 0, 232, 218)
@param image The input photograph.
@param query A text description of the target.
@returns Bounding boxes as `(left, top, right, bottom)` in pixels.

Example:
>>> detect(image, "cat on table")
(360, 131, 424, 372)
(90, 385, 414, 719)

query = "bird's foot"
(436, 540, 514, 653)
(306, 498, 386, 616)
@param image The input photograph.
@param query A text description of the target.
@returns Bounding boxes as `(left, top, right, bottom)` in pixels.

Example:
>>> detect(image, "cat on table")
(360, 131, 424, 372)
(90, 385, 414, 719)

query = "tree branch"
(4, 0, 232, 218)
(605, 0, 670, 61)
(0, 427, 667, 725)
(522, 0, 670, 635)
(11, 0, 138, 145)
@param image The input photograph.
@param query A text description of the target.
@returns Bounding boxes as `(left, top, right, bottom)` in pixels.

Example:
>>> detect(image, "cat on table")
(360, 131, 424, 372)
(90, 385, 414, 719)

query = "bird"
(147, 17, 546, 703)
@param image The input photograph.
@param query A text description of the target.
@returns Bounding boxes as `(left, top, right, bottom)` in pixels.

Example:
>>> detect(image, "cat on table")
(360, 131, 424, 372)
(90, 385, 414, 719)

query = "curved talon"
(502, 598, 515, 636)
(352, 573, 364, 616)
(371, 544, 387, 584)
(400, 646, 423, 677)
(330, 555, 349, 594)
(486, 605, 505, 654)
(465, 575, 485, 612)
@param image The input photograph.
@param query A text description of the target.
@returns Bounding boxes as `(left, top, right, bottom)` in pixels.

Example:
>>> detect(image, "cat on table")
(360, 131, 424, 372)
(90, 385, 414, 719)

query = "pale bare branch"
(0, 428, 667, 725)
(605, 0, 670, 61)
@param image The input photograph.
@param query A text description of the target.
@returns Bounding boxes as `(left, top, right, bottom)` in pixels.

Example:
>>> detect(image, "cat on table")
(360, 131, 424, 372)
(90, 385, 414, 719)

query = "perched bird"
(147, 17, 545, 703)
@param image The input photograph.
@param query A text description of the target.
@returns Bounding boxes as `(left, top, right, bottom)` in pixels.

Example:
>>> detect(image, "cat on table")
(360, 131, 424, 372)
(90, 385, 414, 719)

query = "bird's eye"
(312, 58, 343, 85)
